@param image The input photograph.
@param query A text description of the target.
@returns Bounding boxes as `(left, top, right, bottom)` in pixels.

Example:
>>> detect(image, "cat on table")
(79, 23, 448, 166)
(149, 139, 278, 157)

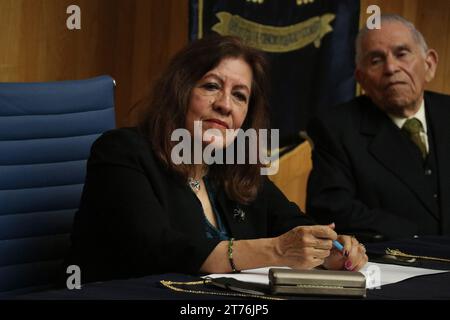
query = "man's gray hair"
(355, 14, 429, 66)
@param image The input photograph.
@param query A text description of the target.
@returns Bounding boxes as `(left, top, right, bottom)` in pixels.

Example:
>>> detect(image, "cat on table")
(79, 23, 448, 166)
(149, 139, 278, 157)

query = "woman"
(66, 35, 367, 283)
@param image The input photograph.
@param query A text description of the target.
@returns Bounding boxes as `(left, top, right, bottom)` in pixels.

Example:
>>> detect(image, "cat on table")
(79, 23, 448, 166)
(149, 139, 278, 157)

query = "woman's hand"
(273, 224, 337, 269)
(323, 234, 368, 271)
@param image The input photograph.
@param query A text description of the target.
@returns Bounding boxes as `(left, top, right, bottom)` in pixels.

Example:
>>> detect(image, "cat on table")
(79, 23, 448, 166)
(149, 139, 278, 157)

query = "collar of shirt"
(388, 99, 427, 134)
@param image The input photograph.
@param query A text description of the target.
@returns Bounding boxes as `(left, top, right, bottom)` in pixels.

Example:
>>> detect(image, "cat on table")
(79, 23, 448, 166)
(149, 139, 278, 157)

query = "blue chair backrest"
(0, 75, 115, 295)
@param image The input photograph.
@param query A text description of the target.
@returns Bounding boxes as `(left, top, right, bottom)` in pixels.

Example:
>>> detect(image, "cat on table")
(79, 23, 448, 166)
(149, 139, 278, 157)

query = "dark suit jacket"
(306, 91, 450, 240)
(66, 127, 314, 283)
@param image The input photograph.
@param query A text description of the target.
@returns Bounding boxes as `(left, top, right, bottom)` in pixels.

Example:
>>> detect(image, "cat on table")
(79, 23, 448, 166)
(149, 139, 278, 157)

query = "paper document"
(360, 262, 448, 288)
(205, 262, 449, 289)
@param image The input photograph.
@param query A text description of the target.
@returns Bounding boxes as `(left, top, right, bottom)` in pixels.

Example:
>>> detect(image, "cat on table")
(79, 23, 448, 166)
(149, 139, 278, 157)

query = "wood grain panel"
(0, 0, 188, 127)
(269, 141, 312, 213)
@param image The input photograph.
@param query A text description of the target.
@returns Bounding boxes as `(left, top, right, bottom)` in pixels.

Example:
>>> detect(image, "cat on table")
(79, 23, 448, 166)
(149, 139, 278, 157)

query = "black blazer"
(66, 127, 314, 283)
(306, 91, 450, 239)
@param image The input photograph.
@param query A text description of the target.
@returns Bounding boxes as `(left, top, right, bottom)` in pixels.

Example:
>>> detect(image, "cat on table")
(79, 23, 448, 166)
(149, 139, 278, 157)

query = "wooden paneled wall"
(0, 0, 188, 127)
(269, 141, 312, 213)
(360, 0, 450, 95)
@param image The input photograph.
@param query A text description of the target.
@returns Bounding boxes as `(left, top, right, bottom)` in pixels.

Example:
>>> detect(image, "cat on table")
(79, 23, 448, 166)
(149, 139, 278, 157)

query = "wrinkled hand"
(323, 234, 368, 271)
(274, 224, 337, 269)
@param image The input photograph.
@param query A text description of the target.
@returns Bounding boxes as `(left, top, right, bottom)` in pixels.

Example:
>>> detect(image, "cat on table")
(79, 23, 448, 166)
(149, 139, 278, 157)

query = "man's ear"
(355, 68, 365, 89)
(424, 49, 438, 83)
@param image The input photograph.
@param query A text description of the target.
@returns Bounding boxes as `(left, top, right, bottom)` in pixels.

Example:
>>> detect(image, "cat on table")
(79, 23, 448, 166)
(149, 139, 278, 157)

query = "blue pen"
(332, 240, 344, 252)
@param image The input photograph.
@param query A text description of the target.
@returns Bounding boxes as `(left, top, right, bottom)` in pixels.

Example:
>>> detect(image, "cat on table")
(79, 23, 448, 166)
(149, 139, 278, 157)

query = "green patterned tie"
(402, 118, 427, 159)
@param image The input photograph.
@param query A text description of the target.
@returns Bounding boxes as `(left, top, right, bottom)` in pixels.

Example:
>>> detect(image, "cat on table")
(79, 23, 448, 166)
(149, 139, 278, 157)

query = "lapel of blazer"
(216, 188, 252, 239)
(360, 97, 439, 219)
(425, 92, 450, 233)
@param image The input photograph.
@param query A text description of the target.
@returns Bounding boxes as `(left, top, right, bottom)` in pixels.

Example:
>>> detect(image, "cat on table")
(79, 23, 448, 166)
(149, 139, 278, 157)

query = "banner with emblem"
(190, 0, 360, 146)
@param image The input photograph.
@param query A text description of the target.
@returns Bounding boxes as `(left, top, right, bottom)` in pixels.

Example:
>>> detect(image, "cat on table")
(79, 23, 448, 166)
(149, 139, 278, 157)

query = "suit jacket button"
(425, 169, 432, 175)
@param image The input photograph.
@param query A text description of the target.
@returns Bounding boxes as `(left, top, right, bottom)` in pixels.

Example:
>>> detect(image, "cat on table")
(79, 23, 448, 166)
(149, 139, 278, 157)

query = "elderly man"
(306, 14, 449, 240)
